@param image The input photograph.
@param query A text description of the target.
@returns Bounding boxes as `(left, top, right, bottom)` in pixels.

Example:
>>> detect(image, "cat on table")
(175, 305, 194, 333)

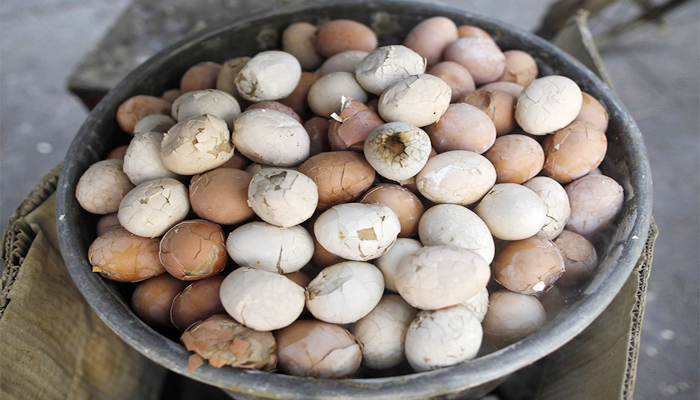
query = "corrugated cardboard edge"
(0, 166, 166, 400)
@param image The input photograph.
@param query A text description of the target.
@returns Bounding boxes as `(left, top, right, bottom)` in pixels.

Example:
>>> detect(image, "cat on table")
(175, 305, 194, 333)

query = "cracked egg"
(159, 219, 228, 281)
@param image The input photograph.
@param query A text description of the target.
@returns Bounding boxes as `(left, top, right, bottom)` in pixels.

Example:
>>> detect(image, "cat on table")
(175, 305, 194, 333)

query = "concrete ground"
(1, 0, 698, 398)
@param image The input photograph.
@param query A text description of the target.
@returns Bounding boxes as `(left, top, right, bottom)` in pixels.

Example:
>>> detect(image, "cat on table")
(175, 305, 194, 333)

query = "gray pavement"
(1, 0, 698, 398)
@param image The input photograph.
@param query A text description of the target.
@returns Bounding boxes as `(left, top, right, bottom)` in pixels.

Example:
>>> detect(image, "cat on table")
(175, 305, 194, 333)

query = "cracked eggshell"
(565, 174, 624, 236)
(355, 45, 427, 95)
(247, 168, 318, 227)
(482, 289, 546, 348)
(424, 103, 497, 154)
(308, 72, 369, 118)
(523, 176, 571, 240)
(415, 150, 497, 205)
(373, 238, 423, 292)
(275, 319, 362, 378)
(542, 120, 608, 183)
(226, 222, 314, 274)
(171, 91, 193, 120)
(395, 245, 490, 310)
(318, 51, 369, 76)
(443, 37, 506, 85)
(314, 203, 401, 261)
(76, 159, 134, 215)
(427, 61, 476, 102)
(553, 230, 598, 287)
(123, 131, 180, 185)
(235, 50, 302, 102)
(117, 177, 190, 238)
(461, 287, 489, 322)
(159, 220, 228, 281)
(161, 114, 234, 175)
(358, 184, 425, 238)
(515, 75, 583, 135)
(88, 227, 165, 282)
(483, 134, 544, 184)
(189, 167, 254, 225)
(378, 74, 451, 128)
(232, 109, 310, 167)
(133, 114, 176, 135)
(171, 275, 226, 331)
(220, 266, 305, 331)
(497, 50, 538, 87)
(177, 89, 242, 129)
(298, 151, 376, 210)
(494, 236, 565, 295)
(405, 304, 483, 372)
(418, 204, 495, 264)
(351, 294, 418, 369)
(305, 261, 385, 324)
(364, 122, 432, 181)
(475, 183, 547, 241)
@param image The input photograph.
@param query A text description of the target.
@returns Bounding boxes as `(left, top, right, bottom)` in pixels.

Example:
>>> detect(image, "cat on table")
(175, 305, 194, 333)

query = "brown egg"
(220, 152, 251, 170)
(425, 103, 496, 154)
(180, 61, 222, 92)
(542, 120, 607, 183)
(427, 61, 476, 102)
(297, 151, 376, 210)
(245, 101, 302, 123)
(480, 81, 524, 98)
(282, 22, 323, 70)
(161, 88, 182, 103)
(159, 220, 228, 281)
(96, 213, 121, 236)
(279, 71, 320, 119)
(132, 273, 187, 326)
(484, 134, 544, 184)
(565, 174, 624, 236)
(116, 95, 172, 135)
(359, 184, 426, 238)
(171, 275, 226, 331)
(457, 25, 495, 42)
(444, 37, 506, 85)
(189, 167, 254, 225)
(314, 19, 378, 58)
(494, 236, 565, 295)
(88, 227, 165, 282)
(554, 230, 598, 287)
(328, 99, 385, 152)
(574, 92, 609, 132)
(461, 89, 517, 135)
(482, 289, 546, 348)
(304, 116, 331, 157)
(106, 145, 128, 160)
(403, 16, 459, 66)
(275, 319, 362, 378)
(497, 50, 538, 87)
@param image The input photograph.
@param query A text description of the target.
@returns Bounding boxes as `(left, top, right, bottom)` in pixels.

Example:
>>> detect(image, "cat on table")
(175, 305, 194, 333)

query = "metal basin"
(56, 1, 653, 398)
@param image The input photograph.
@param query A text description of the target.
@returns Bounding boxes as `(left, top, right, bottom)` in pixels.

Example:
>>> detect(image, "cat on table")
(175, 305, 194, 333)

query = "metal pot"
(56, 1, 652, 398)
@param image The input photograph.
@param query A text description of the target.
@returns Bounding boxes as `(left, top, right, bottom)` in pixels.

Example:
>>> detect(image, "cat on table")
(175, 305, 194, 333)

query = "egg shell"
(177, 89, 242, 129)
(461, 287, 489, 322)
(415, 150, 497, 205)
(161, 114, 235, 175)
(247, 168, 318, 227)
(475, 183, 546, 241)
(88, 227, 165, 282)
(189, 167, 254, 225)
(565, 174, 624, 235)
(232, 109, 310, 167)
(216, 57, 251, 101)
(359, 183, 425, 238)
(405, 304, 483, 372)
(494, 236, 565, 295)
(133, 114, 176, 135)
(314, 203, 401, 261)
(159, 220, 228, 281)
(425, 103, 497, 154)
(118, 178, 190, 238)
(305, 261, 385, 324)
(351, 294, 418, 369)
(226, 222, 314, 274)
(274, 319, 362, 378)
(220, 266, 305, 331)
(76, 159, 134, 215)
(418, 203, 495, 264)
(515, 75, 582, 135)
(522, 176, 571, 240)
(395, 245, 491, 310)
(364, 122, 432, 182)
(403, 16, 459, 67)
(355, 45, 427, 95)
(235, 50, 302, 102)
(378, 74, 452, 128)
(483, 134, 544, 184)
(245, 101, 302, 123)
